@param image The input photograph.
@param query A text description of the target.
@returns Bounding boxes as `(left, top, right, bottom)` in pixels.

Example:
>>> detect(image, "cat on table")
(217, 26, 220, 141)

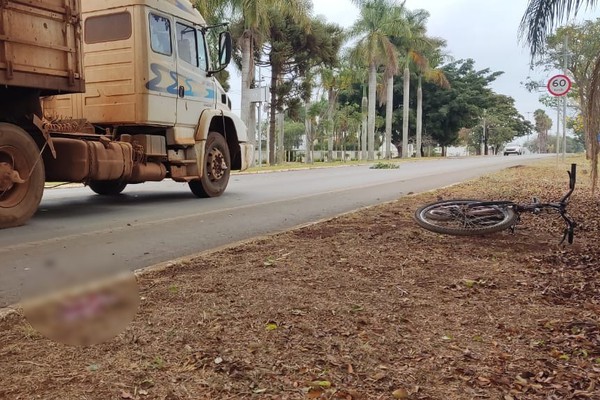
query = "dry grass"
(1, 157, 599, 400)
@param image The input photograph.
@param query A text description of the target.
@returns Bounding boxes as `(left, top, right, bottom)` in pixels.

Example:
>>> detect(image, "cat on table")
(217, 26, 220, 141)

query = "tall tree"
(419, 59, 502, 153)
(350, 0, 406, 160)
(320, 61, 355, 161)
(259, 13, 343, 163)
(392, 8, 431, 158)
(471, 95, 532, 154)
(542, 21, 600, 158)
(411, 41, 449, 157)
(198, 0, 310, 154)
(534, 108, 553, 152)
(520, 0, 600, 191)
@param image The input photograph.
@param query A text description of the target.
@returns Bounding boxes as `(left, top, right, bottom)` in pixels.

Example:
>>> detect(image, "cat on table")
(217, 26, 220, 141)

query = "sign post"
(547, 75, 572, 160)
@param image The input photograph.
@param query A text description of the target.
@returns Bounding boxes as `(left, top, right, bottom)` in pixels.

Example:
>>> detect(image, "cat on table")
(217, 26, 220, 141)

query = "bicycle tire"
(414, 199, 518, 236)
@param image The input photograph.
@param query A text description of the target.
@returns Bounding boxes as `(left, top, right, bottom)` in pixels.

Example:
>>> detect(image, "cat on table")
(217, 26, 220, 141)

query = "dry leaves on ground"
(0, 158, 599, 400)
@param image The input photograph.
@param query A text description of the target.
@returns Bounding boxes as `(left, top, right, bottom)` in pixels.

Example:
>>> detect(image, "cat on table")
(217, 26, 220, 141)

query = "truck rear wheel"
(0, 123, 45, 229)
(89, 179, 127, 195)
(189, 132, 230, 198)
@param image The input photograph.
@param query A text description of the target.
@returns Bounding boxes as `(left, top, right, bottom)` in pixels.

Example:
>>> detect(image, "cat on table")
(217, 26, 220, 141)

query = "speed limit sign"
(547, 74, 572, 96)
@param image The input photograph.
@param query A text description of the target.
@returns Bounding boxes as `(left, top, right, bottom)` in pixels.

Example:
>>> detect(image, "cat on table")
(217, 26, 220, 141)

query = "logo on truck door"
(146, 63, 215, 99)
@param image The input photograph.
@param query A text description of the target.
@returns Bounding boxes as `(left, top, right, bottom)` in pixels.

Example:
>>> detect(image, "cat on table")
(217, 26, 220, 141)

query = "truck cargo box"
(0, 0, 84, 94)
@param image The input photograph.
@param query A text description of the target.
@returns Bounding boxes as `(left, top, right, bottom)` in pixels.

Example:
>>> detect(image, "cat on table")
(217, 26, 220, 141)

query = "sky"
(228, 0, 600, 129)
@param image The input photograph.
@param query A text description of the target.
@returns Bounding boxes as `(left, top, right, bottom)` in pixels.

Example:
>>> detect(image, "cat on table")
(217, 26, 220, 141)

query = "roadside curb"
(0, 182, 439, 322)
(233, 163, 372, 175)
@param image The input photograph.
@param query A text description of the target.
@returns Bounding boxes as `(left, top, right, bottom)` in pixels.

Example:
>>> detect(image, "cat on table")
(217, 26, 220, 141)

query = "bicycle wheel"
(414, 199, 518, 236)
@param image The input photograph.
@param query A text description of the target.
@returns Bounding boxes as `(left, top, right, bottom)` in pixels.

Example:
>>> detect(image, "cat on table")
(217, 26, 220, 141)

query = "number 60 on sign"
(547, 74, 572, 97)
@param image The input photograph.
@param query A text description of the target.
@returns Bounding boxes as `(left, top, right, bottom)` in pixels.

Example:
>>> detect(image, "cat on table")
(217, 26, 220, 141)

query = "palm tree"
(320, 64, 356, 161)
(196, 0, 310, 153)
(391, 8, 433, 158)
(520, 0, 600, 190)
(350, 0, 407, 161)
(413, 44, 449, 157)
(520, 0, 598, 57)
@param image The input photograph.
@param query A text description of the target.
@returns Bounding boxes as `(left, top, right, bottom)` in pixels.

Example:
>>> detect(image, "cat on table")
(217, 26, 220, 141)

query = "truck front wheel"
(89, 179, 127, 195)
(189, 132, 231, 198)
(0, 123, 45, 229)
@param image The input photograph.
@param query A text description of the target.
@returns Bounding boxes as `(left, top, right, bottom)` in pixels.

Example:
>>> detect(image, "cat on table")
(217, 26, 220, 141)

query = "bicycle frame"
(476, 164, 577, 244)
(414, 164, 577, 243)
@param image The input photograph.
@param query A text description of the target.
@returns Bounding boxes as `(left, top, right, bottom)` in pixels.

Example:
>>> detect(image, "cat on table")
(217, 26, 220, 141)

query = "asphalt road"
(0, 155, 550, 307)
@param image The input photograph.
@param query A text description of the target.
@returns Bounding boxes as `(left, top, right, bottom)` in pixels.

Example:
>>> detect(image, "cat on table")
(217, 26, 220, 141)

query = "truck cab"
(0, 0, 251, 229)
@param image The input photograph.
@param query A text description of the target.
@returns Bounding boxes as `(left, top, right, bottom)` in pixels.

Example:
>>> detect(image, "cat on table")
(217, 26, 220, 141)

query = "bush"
(370, 162, 400, 170)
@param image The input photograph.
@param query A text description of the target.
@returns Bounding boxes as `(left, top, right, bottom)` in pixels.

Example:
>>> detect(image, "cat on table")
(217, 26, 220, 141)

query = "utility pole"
(556, 101, 560, 159)
(562, 33, 569, 161)
(482, 109, 487, 155)
(257, 67, 262, 167)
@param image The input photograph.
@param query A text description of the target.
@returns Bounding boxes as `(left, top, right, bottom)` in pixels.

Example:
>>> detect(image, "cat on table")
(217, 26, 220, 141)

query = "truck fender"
(194, 109, 252, 173)
(195, 109, 248, 142)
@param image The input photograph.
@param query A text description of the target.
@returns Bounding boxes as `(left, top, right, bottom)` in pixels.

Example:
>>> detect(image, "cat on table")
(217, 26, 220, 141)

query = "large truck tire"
(189, 132, 231, 198)
(0, 123, 45, 229)
(89, 179, 127, 195)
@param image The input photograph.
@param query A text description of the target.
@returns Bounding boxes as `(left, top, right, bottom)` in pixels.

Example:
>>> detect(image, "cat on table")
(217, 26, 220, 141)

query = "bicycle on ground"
(414, 164, 577, 244)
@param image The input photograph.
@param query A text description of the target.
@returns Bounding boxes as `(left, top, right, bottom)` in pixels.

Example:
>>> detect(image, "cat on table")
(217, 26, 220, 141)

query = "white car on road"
(503, 144, 523, 156)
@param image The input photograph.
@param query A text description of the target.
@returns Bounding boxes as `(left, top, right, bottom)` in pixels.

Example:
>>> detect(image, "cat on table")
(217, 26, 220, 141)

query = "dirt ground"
(1, 158, 599, 400)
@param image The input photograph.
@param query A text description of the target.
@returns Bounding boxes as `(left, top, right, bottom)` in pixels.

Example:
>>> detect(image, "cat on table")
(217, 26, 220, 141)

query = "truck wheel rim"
(207, 147, 226, 181)
(0, 146, 30, 208)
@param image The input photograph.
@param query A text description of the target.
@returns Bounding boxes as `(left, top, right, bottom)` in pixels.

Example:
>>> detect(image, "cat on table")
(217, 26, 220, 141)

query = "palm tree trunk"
(416, 75, 423, 158)
(361, 93, 368, 160)
(327, 89, 335, 161)
(269, 70, 278, 165)
(385, 75, 393, 159)
(368, 62, 377, 161)
(402, 65, 410, 158)
(241, 31, 255, 150)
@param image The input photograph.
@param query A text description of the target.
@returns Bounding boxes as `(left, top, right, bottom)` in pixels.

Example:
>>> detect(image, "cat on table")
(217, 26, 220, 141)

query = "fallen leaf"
(372, 372, 386, 381)
(311, 380, 332, 388)
(265, 322, 278, 331)
(350, 304, 364, 313)
(392, 388, 409, 399)
(464, 279, 477, 288)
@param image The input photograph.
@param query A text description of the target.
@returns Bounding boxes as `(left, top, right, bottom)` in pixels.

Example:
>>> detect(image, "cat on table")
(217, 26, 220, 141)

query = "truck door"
(147, 12, 178, 125)
(174, 20, 216, 129)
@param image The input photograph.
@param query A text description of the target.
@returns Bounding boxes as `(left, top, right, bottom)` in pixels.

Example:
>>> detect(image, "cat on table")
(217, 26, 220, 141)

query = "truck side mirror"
(219, 31, 232, 67)
(208, 31, 231, 76)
